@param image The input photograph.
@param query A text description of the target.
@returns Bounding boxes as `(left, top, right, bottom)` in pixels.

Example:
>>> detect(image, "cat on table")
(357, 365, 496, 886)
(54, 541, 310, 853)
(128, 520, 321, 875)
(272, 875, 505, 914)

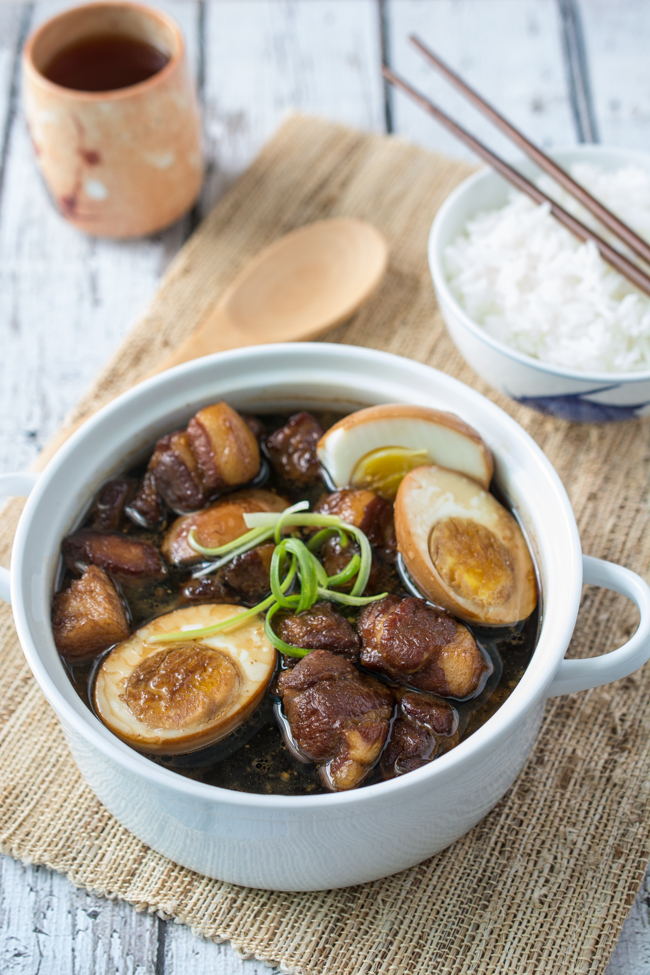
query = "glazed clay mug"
(22, 1, 203, 238)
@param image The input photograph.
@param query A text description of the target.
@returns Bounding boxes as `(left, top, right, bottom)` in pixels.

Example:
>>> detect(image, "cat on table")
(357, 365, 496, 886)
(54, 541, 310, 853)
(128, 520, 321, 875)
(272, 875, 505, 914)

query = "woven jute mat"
(2, 114, 650, 974)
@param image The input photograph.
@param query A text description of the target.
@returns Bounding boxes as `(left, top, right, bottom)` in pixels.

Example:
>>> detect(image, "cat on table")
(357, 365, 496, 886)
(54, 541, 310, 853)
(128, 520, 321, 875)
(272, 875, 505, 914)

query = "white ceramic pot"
(429, 146, 650, 422)
(2, 344, 650, 891)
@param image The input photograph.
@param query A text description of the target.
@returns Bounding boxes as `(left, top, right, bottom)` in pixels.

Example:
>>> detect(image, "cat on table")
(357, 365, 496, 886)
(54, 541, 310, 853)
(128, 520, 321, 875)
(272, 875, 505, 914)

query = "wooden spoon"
(35, 219, 387, 468)
(153, 218, 388, 374)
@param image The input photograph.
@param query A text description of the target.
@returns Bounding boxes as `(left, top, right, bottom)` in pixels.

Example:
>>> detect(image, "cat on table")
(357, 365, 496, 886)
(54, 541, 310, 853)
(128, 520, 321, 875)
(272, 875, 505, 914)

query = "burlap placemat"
(2, 114, 649, 974)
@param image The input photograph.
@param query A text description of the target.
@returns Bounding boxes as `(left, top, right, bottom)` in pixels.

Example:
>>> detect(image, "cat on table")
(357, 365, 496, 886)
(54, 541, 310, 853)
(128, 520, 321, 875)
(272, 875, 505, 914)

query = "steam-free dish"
(52, 400, 539, 794)
(7, 343, 650, 888)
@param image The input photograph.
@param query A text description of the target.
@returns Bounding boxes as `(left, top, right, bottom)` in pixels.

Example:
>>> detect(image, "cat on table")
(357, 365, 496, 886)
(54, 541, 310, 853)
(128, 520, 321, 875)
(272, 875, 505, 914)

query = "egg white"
(317, 405, 493, 490)
(94, 604, 276, 754)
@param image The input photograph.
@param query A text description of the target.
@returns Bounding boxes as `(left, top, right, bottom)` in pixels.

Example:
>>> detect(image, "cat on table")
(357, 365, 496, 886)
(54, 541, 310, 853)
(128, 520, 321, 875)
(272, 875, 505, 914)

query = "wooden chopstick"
(382, 66, 650, 299)
(410, 34, 650, 269)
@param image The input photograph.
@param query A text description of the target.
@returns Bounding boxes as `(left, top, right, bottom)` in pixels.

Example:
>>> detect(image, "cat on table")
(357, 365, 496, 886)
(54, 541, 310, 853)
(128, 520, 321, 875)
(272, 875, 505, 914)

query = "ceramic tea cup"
(22, 1, 203, 238)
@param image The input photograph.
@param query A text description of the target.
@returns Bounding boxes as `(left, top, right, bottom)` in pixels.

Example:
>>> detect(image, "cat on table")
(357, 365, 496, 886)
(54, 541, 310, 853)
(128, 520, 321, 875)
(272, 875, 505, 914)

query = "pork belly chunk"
(314, 488, 396, 558)
(358, 595, 490, 699)
(91, 479, 135, 531)
(52, 565, 130, 659)
(179, 575, 238, 605)
(186, 401, 260, 492)
(276, 649, 393, 791)
(62, 530, 166, 583)
(273, 601, 361, 661)
(149, 431, 206, 514)
(265, 411, 324, 483)
(127, 469, 165, 529)
(381, 690, 459, 778)
(220, 542, 275, 603)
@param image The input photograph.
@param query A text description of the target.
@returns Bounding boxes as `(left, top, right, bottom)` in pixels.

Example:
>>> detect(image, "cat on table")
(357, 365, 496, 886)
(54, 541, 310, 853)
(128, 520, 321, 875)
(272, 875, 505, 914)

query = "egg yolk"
(123, 645, 241, 730)
(429, 518, 514, 608)
(351, 447, 429, 500)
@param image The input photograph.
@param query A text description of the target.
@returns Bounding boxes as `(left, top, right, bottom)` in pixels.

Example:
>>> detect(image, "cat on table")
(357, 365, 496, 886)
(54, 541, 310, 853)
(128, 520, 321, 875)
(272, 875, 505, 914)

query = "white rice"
(444, 163, 650, 374)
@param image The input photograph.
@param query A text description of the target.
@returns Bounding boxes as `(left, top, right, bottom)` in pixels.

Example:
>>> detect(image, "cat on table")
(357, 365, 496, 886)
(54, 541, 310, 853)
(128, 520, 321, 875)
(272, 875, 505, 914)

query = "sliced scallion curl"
(149, 559, 298, 644)
(243, 512, 373, 596)
(244, 512, 347, 530)
(190, 527, 276, 578)
(187, 499, 310, 576)
(187, 525, 268, 558)
(273, 499, 310, 545)
(270, 544, 298, 610)
(264, 599, 311, 658)
(307, 527, 348, 551)
(147, 595, 276, 644)
(284, 537, 320, 612)
(307, 549, 329, 589)
(326, 552, 361, 588)
(344, 526, 372, 597)
(317, 587, 388, 607)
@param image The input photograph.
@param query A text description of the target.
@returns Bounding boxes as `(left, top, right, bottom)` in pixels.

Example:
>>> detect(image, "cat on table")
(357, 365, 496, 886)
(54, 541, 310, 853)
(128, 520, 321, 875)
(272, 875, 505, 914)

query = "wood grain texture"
(0, 5, 29, 198)
(608, 869, 650, 975)
(580, 0, 650, 150)
(0, 0, 198, 477)
(199, 0, 385, 212)
(0, 857, 280, 975)
(386, 0, 576, 160)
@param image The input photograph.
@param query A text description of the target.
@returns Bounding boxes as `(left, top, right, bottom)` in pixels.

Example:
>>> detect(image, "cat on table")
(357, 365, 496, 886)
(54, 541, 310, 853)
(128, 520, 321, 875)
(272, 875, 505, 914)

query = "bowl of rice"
(429, 145, 650, 422)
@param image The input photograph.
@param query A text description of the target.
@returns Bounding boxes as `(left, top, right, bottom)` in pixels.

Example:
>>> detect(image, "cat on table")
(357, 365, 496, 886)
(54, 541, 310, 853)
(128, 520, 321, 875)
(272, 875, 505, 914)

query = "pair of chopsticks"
(383, 37, 650, 299)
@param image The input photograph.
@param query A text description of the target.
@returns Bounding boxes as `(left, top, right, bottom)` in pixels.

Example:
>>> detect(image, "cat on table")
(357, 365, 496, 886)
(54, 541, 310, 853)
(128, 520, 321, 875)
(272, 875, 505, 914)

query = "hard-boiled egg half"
(395, 466, 537, 626)
(94, 604, 276, 754)
(317, 405, 493, 500)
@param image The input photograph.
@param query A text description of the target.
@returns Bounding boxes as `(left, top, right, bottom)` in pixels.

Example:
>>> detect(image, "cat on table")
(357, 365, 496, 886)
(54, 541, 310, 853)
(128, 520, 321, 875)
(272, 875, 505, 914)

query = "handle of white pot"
(0, 472, 39, 605)
(547, 555, 650, 697)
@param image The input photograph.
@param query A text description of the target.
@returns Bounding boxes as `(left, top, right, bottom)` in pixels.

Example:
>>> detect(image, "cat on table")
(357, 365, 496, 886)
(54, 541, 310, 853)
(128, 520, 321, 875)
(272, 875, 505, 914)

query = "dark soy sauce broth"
(43, 34, 169, 92)
(63, 411, 540, 796)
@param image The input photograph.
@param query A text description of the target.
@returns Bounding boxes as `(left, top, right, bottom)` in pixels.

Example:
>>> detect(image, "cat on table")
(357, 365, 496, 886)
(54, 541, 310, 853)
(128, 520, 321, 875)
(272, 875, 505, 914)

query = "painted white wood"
(0, 0, 199, 477)
(0, 5, 25, 142)
(162, 919, 280, 975)
(607, 869, 650, 975)
(200, 0, 385, 210)
(0, 856, 159, 974)
(579, 0, 650, 151)
(0, 854, 280, 974)
(387, 0, 576, 160)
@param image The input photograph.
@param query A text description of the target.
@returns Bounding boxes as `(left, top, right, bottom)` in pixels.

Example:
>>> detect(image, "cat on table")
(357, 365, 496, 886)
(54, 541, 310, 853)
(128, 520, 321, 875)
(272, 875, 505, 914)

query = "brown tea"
(43, 34, 169, 92)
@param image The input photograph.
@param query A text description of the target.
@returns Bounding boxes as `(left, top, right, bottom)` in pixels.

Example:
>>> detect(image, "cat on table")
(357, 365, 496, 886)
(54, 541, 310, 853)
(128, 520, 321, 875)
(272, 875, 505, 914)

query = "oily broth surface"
(62, 410, 539, 796)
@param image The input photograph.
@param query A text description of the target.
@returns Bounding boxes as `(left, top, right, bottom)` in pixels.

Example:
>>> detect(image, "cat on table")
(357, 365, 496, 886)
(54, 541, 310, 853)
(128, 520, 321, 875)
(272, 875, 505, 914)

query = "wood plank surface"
(0, 0, 198, 476)
(386, 0, 576, 159)
(1, 1, 650, 972)
(580, 0, 650, 150)
(0, 858, 280, 975)
(199, 0, 384, 211)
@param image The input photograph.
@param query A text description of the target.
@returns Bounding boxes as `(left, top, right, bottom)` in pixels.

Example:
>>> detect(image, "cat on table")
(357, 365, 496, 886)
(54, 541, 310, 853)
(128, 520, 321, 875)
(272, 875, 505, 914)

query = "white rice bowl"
(444, 164, 650, 375)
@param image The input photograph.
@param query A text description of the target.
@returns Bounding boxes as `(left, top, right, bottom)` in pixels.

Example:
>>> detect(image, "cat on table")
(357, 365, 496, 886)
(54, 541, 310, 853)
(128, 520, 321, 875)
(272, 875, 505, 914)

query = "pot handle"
(0, 472, 39, 605)
(547, 555, 650, 697)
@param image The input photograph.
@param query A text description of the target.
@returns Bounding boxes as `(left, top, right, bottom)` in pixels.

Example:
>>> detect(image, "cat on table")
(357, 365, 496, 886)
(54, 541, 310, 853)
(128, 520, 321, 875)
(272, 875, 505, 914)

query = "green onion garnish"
(187, 499, 309, 576)
(264, 599, 312, 658)
(152, 502, 387, 648)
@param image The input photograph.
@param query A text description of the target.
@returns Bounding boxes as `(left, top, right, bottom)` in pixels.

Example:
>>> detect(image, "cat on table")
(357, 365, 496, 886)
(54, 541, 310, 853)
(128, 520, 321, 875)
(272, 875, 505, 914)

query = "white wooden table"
(1, 1, 649, 971)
